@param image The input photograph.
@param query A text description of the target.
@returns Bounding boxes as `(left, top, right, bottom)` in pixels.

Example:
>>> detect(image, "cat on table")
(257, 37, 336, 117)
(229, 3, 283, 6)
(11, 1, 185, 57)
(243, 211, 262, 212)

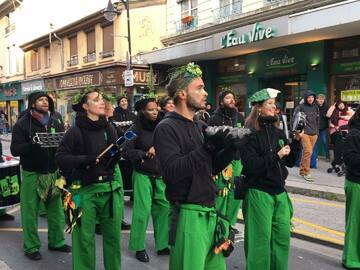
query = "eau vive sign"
(220, 22, 275, 49)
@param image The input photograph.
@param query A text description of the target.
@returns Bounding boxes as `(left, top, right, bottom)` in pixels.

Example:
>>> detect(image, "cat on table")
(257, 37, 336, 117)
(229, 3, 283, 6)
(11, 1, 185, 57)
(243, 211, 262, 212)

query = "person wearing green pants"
(240, 88, 302, 270)
(11, 91, 70, 261)
(56, 89, 123, 270)
(154, 63, 248, 270)
(123, 95, 169, 262)
(342, 106, 360, 270)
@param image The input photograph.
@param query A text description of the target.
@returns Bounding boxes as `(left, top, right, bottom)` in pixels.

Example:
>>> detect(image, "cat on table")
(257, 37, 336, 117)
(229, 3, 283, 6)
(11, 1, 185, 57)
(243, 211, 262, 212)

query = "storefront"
(0, 82, 23, 130)
(330, 36, 360, 108)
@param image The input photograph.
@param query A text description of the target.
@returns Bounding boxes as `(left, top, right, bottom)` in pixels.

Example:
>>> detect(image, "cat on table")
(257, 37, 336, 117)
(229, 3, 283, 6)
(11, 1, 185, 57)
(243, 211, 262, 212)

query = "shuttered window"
(102, 24, 114, 53)
(31, 49, 40, 71)
(69, 35, 78, 57)
(87, 30, 95, 53)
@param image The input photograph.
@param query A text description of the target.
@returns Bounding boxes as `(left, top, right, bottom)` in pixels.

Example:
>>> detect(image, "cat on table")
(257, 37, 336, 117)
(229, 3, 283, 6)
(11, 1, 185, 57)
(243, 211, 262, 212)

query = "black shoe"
(48, 244, 72, 253)
(0, 213, 15, 221)
(157, 247, 170, 255)
(25, 251, 41, 260)
(95, 224, 102, 235)
(121, 221, 131, 230)
(135, 250, 149, 262)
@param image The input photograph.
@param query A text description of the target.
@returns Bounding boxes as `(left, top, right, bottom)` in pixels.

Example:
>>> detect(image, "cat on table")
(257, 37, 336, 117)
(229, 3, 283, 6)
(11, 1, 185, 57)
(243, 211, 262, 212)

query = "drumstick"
(97, 143, 114, 160)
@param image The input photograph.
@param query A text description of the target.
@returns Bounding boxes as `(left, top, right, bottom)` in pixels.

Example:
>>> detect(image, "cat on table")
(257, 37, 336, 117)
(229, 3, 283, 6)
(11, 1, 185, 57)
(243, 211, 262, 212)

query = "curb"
(286, 184, 345, 202)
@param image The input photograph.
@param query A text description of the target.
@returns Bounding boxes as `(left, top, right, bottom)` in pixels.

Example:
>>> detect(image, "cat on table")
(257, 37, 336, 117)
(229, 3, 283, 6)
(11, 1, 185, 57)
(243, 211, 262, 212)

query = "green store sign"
(332, 61, 360, 74)
(266, 48, 297, 70)
(220, 23, 275, 49)
(341, 89, 360, 102)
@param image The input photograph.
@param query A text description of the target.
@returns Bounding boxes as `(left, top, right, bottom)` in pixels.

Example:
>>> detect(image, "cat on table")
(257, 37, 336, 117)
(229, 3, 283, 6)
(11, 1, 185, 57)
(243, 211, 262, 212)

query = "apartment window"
(181, 0, 198, 19)
(68, 35, 78, 66)
(84, 29, 96, 63)
(44, 46, 51, 68)
(31, 49, 40, 71)
(101, 23, 114, 58)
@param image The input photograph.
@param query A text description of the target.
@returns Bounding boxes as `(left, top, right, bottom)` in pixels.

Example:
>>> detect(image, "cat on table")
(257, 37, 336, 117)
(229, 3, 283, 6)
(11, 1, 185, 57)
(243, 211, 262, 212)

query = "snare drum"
(0, 160, 21, 209)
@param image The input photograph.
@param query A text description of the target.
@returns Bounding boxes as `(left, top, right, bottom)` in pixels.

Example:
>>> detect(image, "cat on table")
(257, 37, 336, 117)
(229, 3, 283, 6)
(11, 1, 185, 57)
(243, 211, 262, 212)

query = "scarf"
(31, 110, 50, 126)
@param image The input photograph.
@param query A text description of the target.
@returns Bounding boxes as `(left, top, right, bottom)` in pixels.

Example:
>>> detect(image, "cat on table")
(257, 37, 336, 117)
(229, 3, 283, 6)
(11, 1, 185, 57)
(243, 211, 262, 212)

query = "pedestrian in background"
(123, 94, 169, 263)
(327, 100, 354, 175)
(56, 89, 122, 270)
(159, 95, 175, 118)
(292, 91, 319, 182)
(342, 105, 360, 270)
(11, 91, 69, 260)
(241, 88, 302, 270)
(316, 94, 330, 160)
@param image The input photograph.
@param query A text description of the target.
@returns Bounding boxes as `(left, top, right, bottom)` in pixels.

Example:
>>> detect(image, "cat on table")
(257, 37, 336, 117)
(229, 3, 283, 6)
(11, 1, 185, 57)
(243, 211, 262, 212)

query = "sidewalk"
(286, 159, 345, 202)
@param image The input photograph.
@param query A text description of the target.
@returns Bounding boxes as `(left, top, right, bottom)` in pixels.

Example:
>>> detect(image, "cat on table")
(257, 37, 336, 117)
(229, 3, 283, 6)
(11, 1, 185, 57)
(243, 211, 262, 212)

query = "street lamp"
(103, 0, 132, 67)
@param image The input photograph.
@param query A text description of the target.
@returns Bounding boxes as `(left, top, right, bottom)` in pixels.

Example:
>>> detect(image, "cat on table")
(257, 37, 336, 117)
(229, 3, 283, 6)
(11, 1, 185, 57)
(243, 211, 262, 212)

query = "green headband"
(167, 62, 203, 97)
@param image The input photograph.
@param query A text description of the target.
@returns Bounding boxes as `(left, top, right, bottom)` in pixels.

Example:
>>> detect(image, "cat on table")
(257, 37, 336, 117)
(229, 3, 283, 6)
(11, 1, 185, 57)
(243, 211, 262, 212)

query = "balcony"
(213, 2, 242, 23)
(67, 55, 78, 67)
(175, 16, 198, 33)
(99, 50, 115, 59)
(83, 52, 96, 63)
(5, 24, 15, 35)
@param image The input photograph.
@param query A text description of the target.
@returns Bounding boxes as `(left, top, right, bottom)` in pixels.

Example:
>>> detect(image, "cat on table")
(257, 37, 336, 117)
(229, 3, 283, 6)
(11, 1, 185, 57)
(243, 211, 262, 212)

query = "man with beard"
(11, 91, 70, 260)
(208, 89, 244, 128)
(154, 63, 241, 270)
(208, 88, 244, 234)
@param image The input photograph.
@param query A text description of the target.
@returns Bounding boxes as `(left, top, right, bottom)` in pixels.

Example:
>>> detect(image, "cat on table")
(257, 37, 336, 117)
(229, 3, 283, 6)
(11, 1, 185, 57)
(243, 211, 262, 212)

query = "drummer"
(10, 91, 70, 260)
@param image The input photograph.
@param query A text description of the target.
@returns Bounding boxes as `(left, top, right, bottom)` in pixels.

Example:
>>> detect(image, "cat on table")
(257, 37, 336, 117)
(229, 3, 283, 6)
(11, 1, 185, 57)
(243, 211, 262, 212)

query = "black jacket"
(112, 107, 136, 134)
(292, 91, 319, 135)
(154, 112, 217, 207)
(122, 114, 161, 176)
(344, 119, 360, 184)
(11, 93, 64, 174)
(240, 117, 301, 195)
(208, 107, 244, 128)
(55, 115, 119, 185)
(318, 103, 329, 131)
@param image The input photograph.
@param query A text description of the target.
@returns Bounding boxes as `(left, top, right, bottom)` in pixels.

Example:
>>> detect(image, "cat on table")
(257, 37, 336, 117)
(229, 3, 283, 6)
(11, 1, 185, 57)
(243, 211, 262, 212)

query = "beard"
(186, 95, 205, 112)
(34, 107, 48, 114)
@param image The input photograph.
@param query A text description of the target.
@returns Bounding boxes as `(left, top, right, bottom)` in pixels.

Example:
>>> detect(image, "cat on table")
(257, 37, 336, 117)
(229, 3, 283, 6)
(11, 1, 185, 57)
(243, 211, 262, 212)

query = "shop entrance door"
(262, 77, 307, 127)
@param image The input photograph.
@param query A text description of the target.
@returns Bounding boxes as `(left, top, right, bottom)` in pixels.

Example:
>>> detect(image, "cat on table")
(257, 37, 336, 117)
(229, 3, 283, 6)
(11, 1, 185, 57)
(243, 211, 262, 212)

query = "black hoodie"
(154, 111, 217, 207)
(208, 107, 244, 127)
(240, 116, 301, 195)
(11, 91, 64, 174)
(112, 106, 136, 134)
(292, 91, 319, 135)
(343, 117, 360, 184)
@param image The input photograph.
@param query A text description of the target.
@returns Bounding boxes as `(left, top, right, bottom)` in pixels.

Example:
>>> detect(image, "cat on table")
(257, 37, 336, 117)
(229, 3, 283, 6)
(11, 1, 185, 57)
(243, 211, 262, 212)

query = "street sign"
(123, 70, 134, 87)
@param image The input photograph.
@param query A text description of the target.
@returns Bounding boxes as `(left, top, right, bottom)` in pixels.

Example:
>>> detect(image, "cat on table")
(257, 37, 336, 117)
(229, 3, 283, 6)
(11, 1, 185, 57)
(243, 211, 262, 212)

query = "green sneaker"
(303, 174, 314, 182)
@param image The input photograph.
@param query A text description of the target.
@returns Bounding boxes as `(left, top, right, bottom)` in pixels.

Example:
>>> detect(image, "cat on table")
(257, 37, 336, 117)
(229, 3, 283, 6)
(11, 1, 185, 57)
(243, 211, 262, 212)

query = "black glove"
(83, 155, 98, 166)
(203, 127, 231, 153)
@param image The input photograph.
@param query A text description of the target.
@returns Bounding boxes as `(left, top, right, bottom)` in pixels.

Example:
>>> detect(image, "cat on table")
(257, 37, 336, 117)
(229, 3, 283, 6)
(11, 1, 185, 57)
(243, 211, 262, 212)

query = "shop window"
(31, 49, 41, 71)
(217, 57, 246, 74)
(101, 23, 114, 59)
(332, 37, 360, 61)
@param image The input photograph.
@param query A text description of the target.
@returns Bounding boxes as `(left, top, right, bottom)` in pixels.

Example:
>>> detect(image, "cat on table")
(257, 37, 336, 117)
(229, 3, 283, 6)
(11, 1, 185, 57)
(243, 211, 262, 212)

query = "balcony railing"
(99, 50, 115, 59)
(83, 52, 96, 63)
(175, 16, 198, 33)
(67, 55, 78, 67)
(5, 24, 15, 35)
(213, 2, 242, 22)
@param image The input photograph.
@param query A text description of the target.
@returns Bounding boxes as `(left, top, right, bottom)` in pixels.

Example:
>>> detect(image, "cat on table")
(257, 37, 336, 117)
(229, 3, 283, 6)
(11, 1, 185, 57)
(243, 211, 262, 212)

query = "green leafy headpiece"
(249, 88, 280, 106)
(72, 86, 100, 112)
(134, 92, 158, 112)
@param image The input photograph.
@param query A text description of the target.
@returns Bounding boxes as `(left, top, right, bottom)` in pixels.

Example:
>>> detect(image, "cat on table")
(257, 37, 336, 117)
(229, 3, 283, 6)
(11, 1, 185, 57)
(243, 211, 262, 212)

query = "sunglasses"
(109, 130, 137, 156)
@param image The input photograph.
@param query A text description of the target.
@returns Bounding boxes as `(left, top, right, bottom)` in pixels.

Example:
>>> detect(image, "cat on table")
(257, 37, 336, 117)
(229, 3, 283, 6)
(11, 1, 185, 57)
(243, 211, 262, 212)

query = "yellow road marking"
(291, 197, 345, 208)
(292, 228, 344, 245)
(292, 217, 345, 237)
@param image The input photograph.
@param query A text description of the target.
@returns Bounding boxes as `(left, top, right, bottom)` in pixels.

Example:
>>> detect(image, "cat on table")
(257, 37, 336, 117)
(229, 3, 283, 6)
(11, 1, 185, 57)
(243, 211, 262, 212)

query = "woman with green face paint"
(240, 88, 303, 270)
(56, 89, 122, 270)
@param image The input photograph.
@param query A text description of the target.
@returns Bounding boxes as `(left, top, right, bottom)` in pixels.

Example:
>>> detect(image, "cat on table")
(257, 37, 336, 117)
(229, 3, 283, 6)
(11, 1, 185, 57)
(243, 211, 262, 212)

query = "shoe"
(48, 244, 72, 253)
(121, 221, 131, 230)
(135, 250, 149, 262)
(303, 174, 314, 182)
(25, 251, 41, 260)
(342, 262, 360, 269)
(230, 227, 240, 234)
(299, 171, 305, 176)
(0, 213, 15, 221)
(157, 247, 170, 255)
(95, 224, 102, 235)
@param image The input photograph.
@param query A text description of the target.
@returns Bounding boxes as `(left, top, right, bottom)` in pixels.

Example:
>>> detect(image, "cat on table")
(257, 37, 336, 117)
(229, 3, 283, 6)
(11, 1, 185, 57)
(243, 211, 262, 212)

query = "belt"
(97, 175, 114, 182)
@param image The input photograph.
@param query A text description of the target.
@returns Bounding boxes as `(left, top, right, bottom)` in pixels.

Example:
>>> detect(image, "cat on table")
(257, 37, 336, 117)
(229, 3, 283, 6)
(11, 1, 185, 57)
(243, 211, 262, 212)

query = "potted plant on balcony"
(181, 15, 193, 24)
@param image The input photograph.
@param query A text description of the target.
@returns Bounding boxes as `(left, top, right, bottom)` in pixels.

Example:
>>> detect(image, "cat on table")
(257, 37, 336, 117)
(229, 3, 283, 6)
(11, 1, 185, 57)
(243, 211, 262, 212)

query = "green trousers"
(242, 189, 293, 270)
(215, 160, 243, 226)
(343, 179, 360, 268)
(169, 204, 226, 270)
(129, 170, 169, 251)
(20, 170, 65, 253)
(72, 186, 122, 270)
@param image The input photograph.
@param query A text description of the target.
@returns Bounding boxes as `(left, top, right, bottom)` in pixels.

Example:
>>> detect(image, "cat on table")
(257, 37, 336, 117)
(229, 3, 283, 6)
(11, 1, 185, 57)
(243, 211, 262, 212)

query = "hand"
(277, 145, 291, 159)
(146, 147, 156, 159)
(83, 155, 98, 166)
(293, 131, 303, 141)
(203, 127, 231, 153)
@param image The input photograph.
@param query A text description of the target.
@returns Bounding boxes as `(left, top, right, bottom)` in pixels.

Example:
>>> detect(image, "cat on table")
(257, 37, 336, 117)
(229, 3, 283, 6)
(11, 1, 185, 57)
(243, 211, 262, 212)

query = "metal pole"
(122, 0, 132, 68)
